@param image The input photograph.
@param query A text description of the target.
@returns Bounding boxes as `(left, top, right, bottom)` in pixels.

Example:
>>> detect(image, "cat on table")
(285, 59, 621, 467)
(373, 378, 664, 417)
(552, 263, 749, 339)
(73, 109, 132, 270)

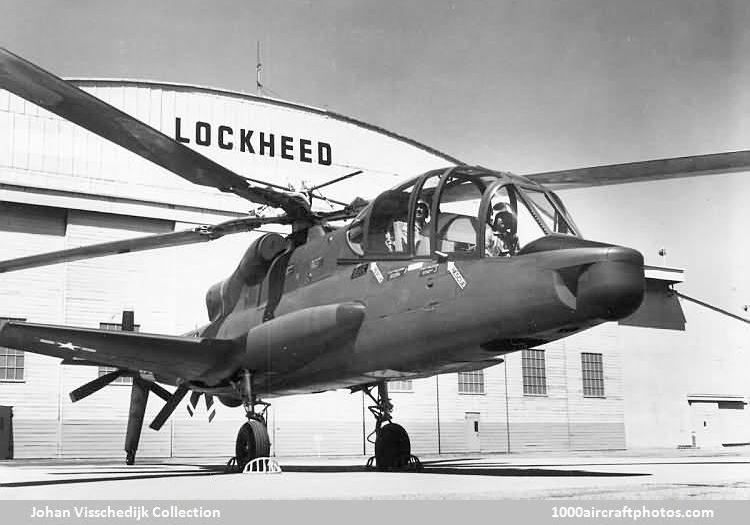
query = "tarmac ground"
(1, 448, 749, 500)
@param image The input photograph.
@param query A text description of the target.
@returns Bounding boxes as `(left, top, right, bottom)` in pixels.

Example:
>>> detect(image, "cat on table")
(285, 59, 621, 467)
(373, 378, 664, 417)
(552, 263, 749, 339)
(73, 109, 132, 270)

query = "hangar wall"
(558, 171, 750, 449)
(2, 78, 732, 458)
(0, 81, 464, 458)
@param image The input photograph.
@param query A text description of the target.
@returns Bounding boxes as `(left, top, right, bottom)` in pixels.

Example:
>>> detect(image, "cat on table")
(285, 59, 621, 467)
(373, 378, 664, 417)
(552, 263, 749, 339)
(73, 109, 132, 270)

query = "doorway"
(0, 406, 12, 459)
(464, 412, 480, 452)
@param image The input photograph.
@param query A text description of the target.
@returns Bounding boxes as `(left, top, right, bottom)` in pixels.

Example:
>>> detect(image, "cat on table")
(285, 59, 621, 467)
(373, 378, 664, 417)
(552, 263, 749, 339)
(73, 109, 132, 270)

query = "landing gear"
(231, 370, 271, 471)
(363, 382, 421, 470)
(236, 419, 270, 469)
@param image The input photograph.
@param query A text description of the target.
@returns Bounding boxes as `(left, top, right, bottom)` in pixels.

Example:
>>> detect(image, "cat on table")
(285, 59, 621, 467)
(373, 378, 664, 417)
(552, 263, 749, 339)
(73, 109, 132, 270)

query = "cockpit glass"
(361, 179, 416, 254)
(485, 185, 546, 257)
(520, 189, 575, 235)
(435, 176, 485, 255)
(345, 169, 581, 259)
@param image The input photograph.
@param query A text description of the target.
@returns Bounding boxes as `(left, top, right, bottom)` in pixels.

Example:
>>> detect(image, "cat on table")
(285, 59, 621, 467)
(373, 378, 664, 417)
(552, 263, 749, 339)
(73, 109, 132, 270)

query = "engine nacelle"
(205, 233, 287, 322)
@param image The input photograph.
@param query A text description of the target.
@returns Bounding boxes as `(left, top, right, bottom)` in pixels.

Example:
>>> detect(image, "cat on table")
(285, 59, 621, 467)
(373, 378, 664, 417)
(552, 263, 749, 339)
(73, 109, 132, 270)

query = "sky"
(1, 0, 749, 173)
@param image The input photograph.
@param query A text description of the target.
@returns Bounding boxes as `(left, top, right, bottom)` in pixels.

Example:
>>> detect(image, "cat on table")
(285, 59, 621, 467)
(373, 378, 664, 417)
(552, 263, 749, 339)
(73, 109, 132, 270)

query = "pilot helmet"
(492, 202, 517, 233)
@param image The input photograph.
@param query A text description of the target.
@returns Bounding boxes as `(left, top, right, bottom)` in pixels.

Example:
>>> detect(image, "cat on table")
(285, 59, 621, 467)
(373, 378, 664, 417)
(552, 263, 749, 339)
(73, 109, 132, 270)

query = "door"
(690, 401, 721, 449)
(0, 406, 12, 459)
(464, 412, 480, 452)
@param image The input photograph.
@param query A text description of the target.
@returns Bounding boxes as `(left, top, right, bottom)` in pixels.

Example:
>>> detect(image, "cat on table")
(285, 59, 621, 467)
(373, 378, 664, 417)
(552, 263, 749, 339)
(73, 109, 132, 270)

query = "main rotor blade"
(0, 215, 288, 274)
(149, 384, 189, 431)
(0, 47, 311, 219)
(523, 150, 750, 188)
(69, 370, 124, 402)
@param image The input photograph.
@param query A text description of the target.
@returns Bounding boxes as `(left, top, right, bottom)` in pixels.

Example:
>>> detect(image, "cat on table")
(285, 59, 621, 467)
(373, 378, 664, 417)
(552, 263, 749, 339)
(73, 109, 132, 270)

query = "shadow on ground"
(0, 458, 654, 489)
(282, 462, 650, 477)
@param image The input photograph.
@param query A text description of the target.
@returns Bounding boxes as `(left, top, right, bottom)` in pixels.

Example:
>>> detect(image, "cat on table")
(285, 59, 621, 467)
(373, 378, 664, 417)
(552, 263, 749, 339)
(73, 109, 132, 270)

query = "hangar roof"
(66, 78, 465, 167)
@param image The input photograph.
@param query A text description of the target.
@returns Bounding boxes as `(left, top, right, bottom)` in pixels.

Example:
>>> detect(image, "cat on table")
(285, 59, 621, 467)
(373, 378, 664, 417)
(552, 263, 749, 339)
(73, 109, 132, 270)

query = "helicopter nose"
(575, 247, 645, 320)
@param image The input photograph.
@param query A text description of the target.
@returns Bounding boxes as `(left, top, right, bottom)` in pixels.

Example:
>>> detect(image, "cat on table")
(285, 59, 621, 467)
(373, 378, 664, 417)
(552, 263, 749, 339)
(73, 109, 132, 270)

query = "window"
(0, 317, 26, 382)
(522, 349, 547, 395)
(484, 185, 548, 257)
(435, 175, 483, 256)
(364, 181, 417, 255)
(581, 352, 605, 397)
(97, 322, 140, 385)
(520, 189, 574, 235)
(389, 380, 413, 392)
(458, 371, 484, 394)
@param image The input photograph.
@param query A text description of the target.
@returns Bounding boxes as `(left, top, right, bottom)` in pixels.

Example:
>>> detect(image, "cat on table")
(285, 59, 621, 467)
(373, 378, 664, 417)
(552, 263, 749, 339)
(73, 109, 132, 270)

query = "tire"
(374, 423, 411, 468)
(235, 420, 270, 470)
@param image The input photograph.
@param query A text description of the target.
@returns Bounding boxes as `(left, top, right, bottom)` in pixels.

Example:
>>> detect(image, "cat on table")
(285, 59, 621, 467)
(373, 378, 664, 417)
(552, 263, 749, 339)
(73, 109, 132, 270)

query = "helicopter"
(0, 48, 645, 469)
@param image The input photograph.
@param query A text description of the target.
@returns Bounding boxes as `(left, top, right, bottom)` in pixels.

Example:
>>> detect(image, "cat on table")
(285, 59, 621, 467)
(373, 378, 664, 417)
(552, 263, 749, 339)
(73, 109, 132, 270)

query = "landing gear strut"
(363, 382, 421, 470)
(232, 370, 271, 471)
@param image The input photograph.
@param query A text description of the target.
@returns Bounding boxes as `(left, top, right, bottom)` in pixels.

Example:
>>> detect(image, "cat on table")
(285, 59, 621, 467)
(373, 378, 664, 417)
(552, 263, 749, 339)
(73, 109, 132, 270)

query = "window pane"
(522, 349, 547, 395)
(458, 370, 485, 394)
(413, 174, 440, 256)
(1, 317, 26, 381)
(521, 189, 574, 235)
(389, 380, 413, 392)
(436, 176, 483, 255)
(364, 181, 417, 254)
(581, 352, 604, 397)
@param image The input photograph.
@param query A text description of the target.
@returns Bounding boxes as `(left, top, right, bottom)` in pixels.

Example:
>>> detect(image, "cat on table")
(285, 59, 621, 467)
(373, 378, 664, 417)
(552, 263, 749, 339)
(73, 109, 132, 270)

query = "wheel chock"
(242, 457, 282, 474)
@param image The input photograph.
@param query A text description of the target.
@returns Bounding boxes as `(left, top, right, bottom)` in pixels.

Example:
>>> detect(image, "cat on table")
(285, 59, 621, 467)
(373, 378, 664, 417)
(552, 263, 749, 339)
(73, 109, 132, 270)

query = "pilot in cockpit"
(414, 200, 431, 255)
(486, 202, 519, 257)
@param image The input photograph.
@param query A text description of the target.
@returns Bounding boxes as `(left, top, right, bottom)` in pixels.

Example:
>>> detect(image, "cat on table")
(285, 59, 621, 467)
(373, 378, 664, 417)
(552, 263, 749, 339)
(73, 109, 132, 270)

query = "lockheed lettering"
(175, 117, 332, 165)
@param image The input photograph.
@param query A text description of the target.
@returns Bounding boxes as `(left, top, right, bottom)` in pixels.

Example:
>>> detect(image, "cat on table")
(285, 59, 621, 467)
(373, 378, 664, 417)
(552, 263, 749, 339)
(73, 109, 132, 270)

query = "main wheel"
(374, 423, 411, 468)
(235, 419, 270, 470)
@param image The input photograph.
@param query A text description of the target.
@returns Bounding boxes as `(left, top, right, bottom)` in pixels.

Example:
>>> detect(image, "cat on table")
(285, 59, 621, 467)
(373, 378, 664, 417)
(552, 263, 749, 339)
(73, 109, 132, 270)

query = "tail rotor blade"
(149, 385, 189, 431)
(187, 391, 201, 417)
(69, 370, 124, 402)
(205, 394, 216, 423)
(148, 381, 172, 402)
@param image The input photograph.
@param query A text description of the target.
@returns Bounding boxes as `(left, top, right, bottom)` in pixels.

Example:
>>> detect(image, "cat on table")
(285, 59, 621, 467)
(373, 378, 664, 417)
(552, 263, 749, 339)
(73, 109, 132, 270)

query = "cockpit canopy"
(346, 166, 579, 258)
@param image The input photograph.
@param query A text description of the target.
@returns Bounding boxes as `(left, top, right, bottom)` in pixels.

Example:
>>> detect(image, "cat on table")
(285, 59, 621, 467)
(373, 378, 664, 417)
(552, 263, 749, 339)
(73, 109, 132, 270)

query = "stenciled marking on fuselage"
(419, 264, 439, 277)
(350, 263, 369, 280)
(387, 267, 407, 280)
(407, 262, 424, 272)
(310, 257, 324, 270)
(369, 262, 384, 284)
(447, 262, 467, 290)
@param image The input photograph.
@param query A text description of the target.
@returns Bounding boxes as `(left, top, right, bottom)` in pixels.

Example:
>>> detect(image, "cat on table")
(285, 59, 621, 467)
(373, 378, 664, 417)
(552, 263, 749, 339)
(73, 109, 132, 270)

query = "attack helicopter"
(0, 48, 645, 469)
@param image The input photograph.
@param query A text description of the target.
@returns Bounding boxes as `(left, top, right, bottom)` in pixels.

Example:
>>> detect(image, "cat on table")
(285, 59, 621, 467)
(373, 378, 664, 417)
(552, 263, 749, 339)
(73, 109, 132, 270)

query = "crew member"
(486, 202, 519, 256)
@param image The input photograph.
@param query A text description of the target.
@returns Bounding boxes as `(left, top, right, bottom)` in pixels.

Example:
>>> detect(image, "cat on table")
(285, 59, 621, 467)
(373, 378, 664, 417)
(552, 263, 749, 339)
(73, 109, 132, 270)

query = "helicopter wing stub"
(0, 47, 311, 219)
(0, 320, 240, 382)
(0, 215, 288, 274)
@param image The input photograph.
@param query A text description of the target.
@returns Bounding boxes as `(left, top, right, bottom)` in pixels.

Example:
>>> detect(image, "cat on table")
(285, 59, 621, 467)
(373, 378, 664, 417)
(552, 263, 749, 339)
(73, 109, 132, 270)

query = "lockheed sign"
(175, 117, 332, 165)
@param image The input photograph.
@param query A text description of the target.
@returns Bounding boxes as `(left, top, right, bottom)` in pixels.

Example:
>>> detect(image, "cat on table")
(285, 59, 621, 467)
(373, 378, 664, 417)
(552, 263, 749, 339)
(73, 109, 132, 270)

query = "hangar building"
(0, 80, 748, 459)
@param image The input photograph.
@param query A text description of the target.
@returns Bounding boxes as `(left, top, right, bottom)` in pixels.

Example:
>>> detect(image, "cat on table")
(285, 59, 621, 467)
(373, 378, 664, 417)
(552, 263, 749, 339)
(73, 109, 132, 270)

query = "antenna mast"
(256, 41, 262, 96)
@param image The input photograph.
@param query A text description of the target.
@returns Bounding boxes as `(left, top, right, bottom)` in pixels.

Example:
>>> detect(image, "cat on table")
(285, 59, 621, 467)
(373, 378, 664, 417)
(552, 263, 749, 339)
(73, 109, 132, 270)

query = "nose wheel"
(362, 382, 421, 470)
